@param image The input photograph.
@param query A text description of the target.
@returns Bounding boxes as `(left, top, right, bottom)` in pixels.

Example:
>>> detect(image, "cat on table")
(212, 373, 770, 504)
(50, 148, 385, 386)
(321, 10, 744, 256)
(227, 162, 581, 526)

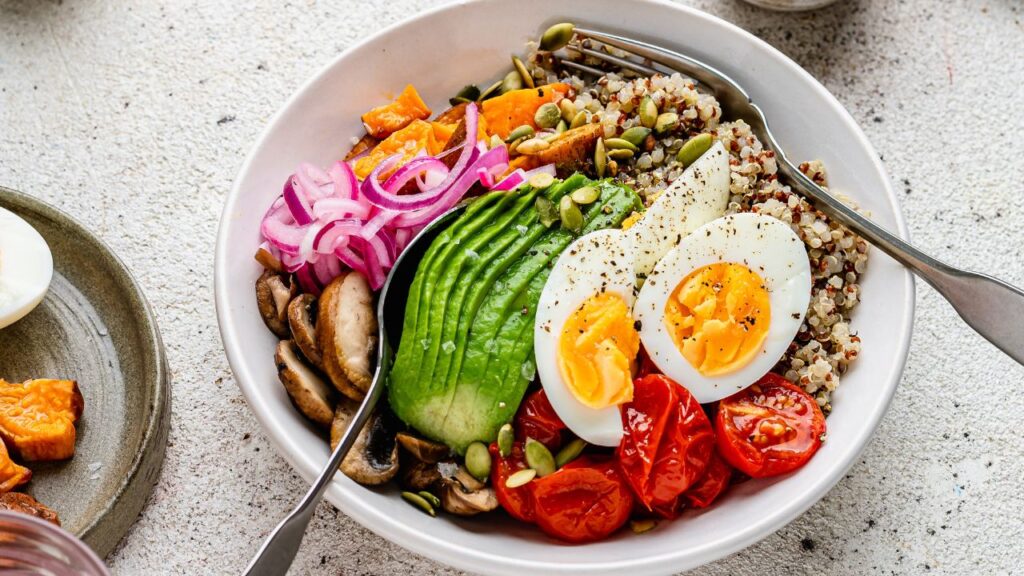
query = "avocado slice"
(388, 175, 641, 452)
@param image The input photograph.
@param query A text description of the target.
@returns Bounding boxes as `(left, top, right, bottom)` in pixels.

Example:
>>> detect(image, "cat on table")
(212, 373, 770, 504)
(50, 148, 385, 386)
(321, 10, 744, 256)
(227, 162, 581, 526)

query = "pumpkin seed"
(540, 22, 575, 51)
(525, 438, 557, 476)
(501, 70, 524, 94)
(418, 491, 441, 509)
(505, 468, 537, 489)
(558, 98, 577, 123)
(449, 85, 480, 106)
(534, 103, 561, 129)
(478, 80, 503, 101)
(569, 110, 588, 130)
(505, 124, 535, 143)
(512, 55, 535, 89)
(489, 134, 504, 149)
(607, 148, 634, 161)
(497, 423, 514, 457)
(594, 138, 607, 178)
(401, 491, 436, 517)
(569, 185, 600, 205)
(559, 196, 584, 233)
(630, 519, 658, 534)
(676, 133, 714, 168)
(654, 112, 679, 134)
(620, 126, 652, 148)
(554, 438, 587, 467)
(507, 136, 528, 155)
(536, 196, 559, 227)
(603, 138, 638, 152)
(555, 119, 568, 134)
(517, 137, 551, 155)
(639, 95, 658, 128)
(465, 441, 492, 481)
(529, 172, 555, 189)
(542, 132, 562, 143)
(608, 159, 618, 177)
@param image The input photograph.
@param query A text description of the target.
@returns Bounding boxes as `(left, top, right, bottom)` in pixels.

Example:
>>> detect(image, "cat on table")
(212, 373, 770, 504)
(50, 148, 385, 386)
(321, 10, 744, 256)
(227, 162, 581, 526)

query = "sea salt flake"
(442, 341, 456, 353)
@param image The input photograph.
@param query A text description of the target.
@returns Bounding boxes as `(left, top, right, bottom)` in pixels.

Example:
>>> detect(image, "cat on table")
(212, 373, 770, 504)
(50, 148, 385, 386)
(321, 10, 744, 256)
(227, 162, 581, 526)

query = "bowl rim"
(215, 0, 915, 573)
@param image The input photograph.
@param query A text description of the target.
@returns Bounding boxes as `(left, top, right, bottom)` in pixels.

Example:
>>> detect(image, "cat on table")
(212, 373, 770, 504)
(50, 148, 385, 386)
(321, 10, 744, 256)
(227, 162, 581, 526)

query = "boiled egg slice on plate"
(634, 213, 811, 403)
(0, 207, 54, 330)
(628, 139, 731, 277)
(534, 229, 639, 447)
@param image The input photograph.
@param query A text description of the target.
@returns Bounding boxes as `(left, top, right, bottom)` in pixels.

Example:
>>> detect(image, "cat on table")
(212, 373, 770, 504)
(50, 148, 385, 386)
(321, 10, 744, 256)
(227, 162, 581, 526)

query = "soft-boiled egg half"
(534, 229, 639, 446)
(628, 140, 731, 277)
(634, 213, 811, 403)
(0, 208, 54, 330)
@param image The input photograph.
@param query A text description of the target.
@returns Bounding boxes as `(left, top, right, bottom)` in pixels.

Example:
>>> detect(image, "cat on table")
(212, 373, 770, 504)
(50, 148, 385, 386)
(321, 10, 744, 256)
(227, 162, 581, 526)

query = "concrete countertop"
(1, 0, 1021, 573)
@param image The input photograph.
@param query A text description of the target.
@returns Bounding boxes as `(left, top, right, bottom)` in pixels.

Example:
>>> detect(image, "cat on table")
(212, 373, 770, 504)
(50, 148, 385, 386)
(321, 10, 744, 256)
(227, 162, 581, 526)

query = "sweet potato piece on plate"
(0, 492, 59, 525)
(343, 134, 380, 162)
(361, 84, 432, 139)
(0, 379, 83, 462)
(0, 441, 30, 493)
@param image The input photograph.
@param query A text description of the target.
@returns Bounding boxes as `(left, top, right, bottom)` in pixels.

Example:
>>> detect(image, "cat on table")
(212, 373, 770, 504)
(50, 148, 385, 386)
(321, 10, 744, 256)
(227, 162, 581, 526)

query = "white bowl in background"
(215, 1, 914, 574)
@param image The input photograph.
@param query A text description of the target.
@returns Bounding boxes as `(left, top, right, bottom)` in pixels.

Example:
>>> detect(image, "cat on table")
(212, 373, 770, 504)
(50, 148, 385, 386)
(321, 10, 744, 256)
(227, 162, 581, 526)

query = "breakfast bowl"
(215, 0, 914, 573)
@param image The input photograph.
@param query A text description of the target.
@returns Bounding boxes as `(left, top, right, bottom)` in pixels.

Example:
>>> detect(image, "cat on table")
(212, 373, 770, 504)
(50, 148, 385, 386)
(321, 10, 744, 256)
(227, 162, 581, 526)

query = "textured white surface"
(0, 0, 1021, 574)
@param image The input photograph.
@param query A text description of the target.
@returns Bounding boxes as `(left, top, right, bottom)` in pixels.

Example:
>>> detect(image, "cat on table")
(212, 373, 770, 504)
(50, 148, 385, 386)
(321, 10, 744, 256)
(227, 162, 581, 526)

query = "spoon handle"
(777, 158, 1024, 366)
(242, 347, 389, 576)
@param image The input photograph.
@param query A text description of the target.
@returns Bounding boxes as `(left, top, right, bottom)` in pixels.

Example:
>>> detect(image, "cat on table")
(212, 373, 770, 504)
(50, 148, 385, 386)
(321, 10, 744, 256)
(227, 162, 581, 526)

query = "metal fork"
(559, 27, 1024, 367)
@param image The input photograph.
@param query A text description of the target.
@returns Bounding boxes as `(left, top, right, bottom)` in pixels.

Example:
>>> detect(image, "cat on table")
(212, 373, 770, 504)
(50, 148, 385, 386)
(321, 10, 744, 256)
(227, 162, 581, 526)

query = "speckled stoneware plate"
(0, 187, 170, 559)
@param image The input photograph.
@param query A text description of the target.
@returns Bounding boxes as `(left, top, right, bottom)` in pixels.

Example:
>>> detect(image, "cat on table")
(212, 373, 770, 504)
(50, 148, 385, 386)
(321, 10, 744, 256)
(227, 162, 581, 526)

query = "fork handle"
(777, 158, 1024, 366)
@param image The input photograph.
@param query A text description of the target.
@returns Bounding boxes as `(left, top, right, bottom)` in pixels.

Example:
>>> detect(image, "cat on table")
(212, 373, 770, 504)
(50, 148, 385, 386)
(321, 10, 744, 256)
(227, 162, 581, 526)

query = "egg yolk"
(664, 262, 771, 376)
(558, 293, 640, 409)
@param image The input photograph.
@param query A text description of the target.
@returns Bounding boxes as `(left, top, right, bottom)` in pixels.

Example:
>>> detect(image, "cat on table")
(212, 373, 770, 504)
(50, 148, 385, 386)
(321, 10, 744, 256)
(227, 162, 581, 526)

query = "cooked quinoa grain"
(528, 38, 868, 410)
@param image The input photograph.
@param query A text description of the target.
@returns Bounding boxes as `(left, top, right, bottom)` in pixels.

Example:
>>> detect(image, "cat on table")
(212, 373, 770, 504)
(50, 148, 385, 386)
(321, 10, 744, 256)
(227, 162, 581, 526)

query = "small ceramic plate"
(0, 187, 170, 558)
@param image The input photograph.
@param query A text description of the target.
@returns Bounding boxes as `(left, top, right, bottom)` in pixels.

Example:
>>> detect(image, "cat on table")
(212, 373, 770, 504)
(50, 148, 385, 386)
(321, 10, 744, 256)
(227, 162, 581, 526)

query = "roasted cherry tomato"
(530, 456, 634, 543)
(617, 374, 714, 515)
(682, 449, 733, 509)
(515, 389, 565, 451)
(715, 372, 826, 478)
(489, 442, 535, 522)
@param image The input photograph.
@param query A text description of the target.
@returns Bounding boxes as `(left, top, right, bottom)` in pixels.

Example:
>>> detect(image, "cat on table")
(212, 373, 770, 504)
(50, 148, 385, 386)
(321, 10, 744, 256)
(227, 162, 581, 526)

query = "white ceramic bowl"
(215, 1, 914, 573)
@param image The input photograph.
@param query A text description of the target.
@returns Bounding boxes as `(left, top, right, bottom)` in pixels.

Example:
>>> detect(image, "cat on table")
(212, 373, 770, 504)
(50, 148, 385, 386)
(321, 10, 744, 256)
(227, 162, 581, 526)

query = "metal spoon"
(242, 207, 462, 576)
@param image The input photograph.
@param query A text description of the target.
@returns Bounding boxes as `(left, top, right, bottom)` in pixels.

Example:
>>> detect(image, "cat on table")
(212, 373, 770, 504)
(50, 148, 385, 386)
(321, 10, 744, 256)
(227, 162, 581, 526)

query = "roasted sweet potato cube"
(510, 123, 604, 176)
(0, 441, 30, 493)
(0, 379, 83, 462)
(0, 492, 59, 525)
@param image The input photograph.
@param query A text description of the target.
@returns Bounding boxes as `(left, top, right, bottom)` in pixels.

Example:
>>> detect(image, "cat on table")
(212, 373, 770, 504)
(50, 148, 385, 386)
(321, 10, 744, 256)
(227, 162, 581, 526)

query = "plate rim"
(214, 0, 915, 573)
(0, 186, 171, 559)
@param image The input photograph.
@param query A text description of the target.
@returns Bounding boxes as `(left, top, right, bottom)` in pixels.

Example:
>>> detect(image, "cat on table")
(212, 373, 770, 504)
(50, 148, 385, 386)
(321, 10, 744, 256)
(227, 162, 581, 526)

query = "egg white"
(534, 229, 636, 447)
(634, 213, 811, 403)
(0, 208, 53, 330)
(629, 140, 730, 278)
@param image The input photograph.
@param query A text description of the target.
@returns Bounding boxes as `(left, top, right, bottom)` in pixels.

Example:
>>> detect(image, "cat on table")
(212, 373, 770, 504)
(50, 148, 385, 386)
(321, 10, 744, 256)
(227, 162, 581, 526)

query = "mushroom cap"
(288, 294, 323, 370)
(330, 401, 399, 486)
(256, 270, 295, 338)
(275, 340, 335, 429)
(439, 479, 499, 516)
(318, 272, 378, 401)
(396, 432, 450, 464)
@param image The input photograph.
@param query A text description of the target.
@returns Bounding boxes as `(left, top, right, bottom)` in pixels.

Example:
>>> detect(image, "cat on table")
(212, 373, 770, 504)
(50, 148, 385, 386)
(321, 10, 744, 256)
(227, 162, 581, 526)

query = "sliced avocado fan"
(387, 174, 642, 453)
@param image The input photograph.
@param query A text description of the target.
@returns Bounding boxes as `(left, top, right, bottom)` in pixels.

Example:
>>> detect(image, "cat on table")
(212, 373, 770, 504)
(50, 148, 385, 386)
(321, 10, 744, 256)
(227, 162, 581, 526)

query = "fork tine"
(557, 59, 607, 77)
(567, 43, 662, 77)
(573, 27, 752, 102)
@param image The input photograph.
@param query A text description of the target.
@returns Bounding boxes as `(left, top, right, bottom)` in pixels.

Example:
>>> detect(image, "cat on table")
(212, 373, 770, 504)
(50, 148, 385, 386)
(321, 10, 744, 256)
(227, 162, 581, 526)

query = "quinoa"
(527, 40, 868, 411)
